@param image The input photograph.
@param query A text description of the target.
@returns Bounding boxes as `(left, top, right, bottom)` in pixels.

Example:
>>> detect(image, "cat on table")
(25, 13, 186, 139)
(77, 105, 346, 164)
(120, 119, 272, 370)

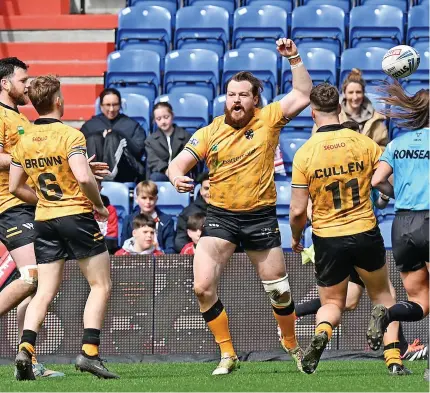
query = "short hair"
(136, 180, 158, 197)
(187, 212, 206, 231)
(0, 57, 28, 90)
(226, 71, 264, 107)
(195, 172, 209, 184)
(310, 83, 340, 114)
(153, 101, 173, 116)
(132, 213, 156, 230)
(99, 88, 121, 106)
(342, 68, 366, 94)
(341, 120, 360, 132)
(28, 75, 61, 115)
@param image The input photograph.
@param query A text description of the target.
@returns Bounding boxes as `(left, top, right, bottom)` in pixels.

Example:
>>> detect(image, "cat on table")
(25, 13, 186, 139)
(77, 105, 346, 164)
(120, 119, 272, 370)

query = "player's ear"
(336, 103, 341, 115)
(1, 78, 10, 92)
(310, 108, 316, 121)
(132, 228, 137, 238)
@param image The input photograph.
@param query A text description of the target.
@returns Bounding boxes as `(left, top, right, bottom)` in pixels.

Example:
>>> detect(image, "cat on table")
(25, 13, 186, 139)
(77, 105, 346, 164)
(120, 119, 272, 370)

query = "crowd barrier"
(0, 252, 427, 357)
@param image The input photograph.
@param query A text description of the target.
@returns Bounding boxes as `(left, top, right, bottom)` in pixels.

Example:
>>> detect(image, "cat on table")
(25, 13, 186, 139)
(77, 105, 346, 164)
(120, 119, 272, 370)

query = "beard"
(224, 104, 255, 129)
(9, 85, 28, 106)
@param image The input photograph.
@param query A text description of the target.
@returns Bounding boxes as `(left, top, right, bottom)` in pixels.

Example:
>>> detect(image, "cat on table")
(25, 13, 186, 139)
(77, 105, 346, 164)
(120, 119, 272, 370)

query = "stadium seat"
(378, 218, 393, 249)
(376, 199, 396, 219)
(279, 131, 308, 173)
(275, 180, 291, 216)
(245, 0, 293, 13)
(128, 0, 177, 22)
(340, 47, 387, 90)
(349, 5, 404, 49)
(212, 94, 268, 118)
(155, 93, 209, 133)
(175, 6, 229, 59)
(105, 49, 161, 103)
(232, 5, 288, 54)
(303, 225, 313, 248)
(291, 5, 346, 59)
(408, 5, 429, 49)
(281, 47, 337, 93)
(154, 182, 191, 216)
(357, 0, 408, 14)
(278, 218, 293, 250)
(117, 5, 172, 59)
(164, 49, 220, 102)
(366, 92, 387, 114)
(186, 0, 236, 22)
(273, 94, 313, 134)
(402, 49, 429, 93)
(302, 0, 351, 15)
(222, 48, 278, 102)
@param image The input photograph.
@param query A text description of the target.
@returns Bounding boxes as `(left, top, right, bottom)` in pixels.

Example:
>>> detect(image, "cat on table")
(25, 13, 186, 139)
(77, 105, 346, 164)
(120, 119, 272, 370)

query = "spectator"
(175, 172, 209, 252)
(312, 68, 388, 149)
(97, 182, 119, 254)
(180, 212, 206, 255)
(115, 214, 163, 256)
(121, 181, 175, 254)
(81, 88, 146, 182)
(145, 102, 191, 181)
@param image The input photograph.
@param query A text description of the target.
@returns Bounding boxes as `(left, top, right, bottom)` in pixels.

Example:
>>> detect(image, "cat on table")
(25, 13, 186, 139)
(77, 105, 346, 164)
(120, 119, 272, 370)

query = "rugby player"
(9, 75, 118, 380)
(369, 80, 429, 381)
(289, 83, 408, 375)
(168, 38, 313, 375)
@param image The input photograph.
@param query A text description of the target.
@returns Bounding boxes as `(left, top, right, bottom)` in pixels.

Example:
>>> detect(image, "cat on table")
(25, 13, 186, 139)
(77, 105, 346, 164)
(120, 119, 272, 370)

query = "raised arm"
(167, 150, 198, 193)
(276, 38, 313, 120)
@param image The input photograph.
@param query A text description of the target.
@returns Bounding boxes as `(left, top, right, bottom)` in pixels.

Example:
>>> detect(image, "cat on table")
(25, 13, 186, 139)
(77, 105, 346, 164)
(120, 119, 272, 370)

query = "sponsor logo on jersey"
(189, 138, 199, 146)
(33, 136, 47, 142)
(393, 149, 429, 159)
(324, 142, 346, 151)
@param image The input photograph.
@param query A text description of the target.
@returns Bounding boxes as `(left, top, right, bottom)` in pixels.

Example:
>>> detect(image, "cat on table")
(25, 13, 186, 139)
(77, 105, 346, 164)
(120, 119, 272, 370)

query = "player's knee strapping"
(18, 265, 38, 286)
(262, 274, 295, 315)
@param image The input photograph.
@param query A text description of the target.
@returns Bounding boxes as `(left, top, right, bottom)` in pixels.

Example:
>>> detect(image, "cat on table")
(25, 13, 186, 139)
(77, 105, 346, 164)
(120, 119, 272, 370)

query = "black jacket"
(81, 113, 146, 160)
(174, 193, 208, 252)
(145, 125, 191, 175)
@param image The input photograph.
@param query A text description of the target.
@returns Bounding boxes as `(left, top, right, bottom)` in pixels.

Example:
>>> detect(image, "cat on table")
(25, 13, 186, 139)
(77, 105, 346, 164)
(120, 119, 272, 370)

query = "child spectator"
(115, 214, 163, 256)
(97, 182, 119, 254)
(180, 212, 206, 255)
(121, 181, 175, 253)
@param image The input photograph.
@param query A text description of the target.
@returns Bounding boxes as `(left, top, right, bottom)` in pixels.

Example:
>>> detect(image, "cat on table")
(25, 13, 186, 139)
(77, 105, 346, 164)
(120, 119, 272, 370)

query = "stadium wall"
(0, 252, 427, 357)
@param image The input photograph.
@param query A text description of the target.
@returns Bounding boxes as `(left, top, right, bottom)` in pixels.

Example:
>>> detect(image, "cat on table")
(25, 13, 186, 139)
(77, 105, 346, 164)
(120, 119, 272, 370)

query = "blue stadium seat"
(127, 0, 177, 22)
(155, 93, 209, 133)
(186, 0, 236, 22)
(278, 218, 293, 250)
(117, 5, 172, 59)
(279, 131, 308, 173)
(378, 218, 393, 249)
(408, 5, 429, 49)
(164, 49, 220, 102)
(212, 94, 268, 118)
(105, 50, 161, 103)
(291, 5, 345, 59)
(349, 5, 404, 49)
(154, 182, 191, 216)
(302, 0, 351, 15)
(366, 92, 387, 114)
(303, 225, 313, 248)
(402, 48, 429, 93)
(340, 47, 387, 90)
(358, 0, 408, 14)
(275, 180, 291, 216)
(175, 6, 229, 59)
(222, 48, 278, 102)
(232, 5, 288, 54)
(281, 47, 336, 93)
(273, 94, 313, 134)
(376, 199, 396, 219)
(101, 181, 130, 244)
(245, 0, 293, 13)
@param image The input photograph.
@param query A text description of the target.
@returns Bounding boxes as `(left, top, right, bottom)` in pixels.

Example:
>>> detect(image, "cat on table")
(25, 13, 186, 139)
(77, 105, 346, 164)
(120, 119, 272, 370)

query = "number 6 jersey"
(292, 124, 382, 237)
(11, 118, 92, 221)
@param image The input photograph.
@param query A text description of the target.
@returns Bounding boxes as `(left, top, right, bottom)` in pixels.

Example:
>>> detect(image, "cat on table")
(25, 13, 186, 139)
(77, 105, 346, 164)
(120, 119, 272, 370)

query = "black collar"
(0, 101, 19, 114)
(34, 118, 63, 125)
(316, 124, 344, 133)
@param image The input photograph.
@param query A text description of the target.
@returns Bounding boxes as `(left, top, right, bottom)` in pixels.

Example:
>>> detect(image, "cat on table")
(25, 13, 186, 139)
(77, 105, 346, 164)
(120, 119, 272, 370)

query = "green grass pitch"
(0, 360, 428, 392)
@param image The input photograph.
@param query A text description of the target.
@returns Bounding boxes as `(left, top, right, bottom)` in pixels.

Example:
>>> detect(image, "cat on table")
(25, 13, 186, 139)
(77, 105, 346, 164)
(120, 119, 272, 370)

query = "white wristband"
(172, 176, 181, 187)
(287, 53, 300, 60)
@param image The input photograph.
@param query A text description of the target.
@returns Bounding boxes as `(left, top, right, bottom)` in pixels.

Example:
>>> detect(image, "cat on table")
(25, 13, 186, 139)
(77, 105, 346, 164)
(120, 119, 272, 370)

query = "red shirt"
(180, 242, 195, 255)
(114, 248, 163, 256)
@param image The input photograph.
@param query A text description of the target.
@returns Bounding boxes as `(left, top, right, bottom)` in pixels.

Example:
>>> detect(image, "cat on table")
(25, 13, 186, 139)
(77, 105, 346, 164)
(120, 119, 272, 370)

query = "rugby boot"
(75, 353, 119, 379)
(212, 354, 240, 375)
(302, 331, 329, 374)
(388, 363, 412, 376)
(15, 348, 35, 381)
(401, 339, 428, 361)
(367, 304, 389, 351)
(424, 368, 429, 382)
(280, 339, 304, 373)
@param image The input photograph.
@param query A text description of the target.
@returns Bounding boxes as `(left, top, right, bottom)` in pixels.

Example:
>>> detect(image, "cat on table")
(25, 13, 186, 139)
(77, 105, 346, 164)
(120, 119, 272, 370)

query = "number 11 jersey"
(11, 118, 92, 221)
(292, 124, 381, 237)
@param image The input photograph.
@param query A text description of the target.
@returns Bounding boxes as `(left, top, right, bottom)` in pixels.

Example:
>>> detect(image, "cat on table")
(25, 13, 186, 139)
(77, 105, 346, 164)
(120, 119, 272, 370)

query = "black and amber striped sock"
(273, 301, 298, 350)
(315, 321, 333, 341)
(202, 299, 236, 357)
(82, 328, 100, 358)
(384, 341, 403, 368)
(19, 329, 37, 356)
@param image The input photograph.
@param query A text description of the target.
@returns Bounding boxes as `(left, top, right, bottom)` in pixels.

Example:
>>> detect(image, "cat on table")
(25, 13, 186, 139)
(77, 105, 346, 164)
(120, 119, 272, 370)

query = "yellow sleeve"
(291, 148, 308, 188)
(10, 141, 22, 167)
(66, 131, 87, 159)
(260, 101, 290, 129)
(0, 117, 4, 150)
(183, 126, 209, 161)
(371, 140, 382, 171)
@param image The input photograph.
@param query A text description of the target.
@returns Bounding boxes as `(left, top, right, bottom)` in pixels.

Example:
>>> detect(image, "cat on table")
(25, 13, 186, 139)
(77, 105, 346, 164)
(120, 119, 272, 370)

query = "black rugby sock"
(295, 298, 321, 317)
(388, 301, 424, 322)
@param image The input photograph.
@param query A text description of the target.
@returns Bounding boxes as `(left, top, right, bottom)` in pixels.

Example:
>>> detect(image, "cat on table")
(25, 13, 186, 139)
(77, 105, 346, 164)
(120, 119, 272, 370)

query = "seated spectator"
(312, 68, 388, 149)
(115, 214, 163, 256)
(175, 172, 209, 252)
(145, 102, 191, 181)
(81, 88, 146, 182)
(97, 182, 119, 254)
(121, 180, 175, 254)
(180, 212, 206, 255)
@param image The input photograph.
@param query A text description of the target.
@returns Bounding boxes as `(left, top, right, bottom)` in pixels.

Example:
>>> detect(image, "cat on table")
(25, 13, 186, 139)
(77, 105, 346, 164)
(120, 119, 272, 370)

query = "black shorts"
(35, 213, 107, 264)
(392, 210, 429, 272)
(202, 205, 281, 251)
(349, 268, 365, 288)
(0, 205, 36, 251)
(312, 226, 386, 287)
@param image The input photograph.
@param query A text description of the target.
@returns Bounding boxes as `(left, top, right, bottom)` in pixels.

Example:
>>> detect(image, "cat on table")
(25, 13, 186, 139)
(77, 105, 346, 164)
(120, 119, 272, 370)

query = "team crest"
(189, 138, 199, 146)
(245, 129, 254, 140)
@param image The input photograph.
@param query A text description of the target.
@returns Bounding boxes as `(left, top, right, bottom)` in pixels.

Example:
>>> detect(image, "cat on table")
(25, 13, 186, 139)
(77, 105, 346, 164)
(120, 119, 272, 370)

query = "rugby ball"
(382, 45, 420, 79)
